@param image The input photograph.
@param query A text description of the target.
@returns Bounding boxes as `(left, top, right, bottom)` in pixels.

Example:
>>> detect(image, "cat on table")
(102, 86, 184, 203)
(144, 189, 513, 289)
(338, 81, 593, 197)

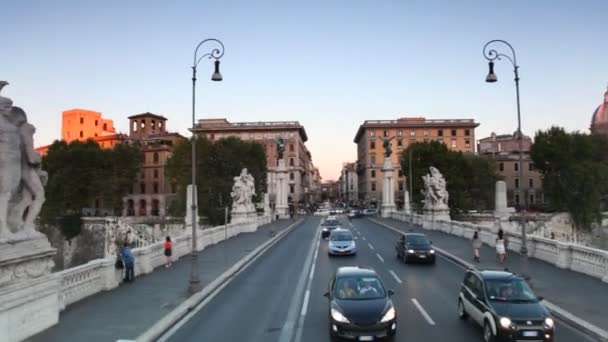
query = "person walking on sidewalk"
(496, 229, 506, 264)
(121, 243, 135, 282)
(472, 231, 482, 262)
(164, 236, 173, 268)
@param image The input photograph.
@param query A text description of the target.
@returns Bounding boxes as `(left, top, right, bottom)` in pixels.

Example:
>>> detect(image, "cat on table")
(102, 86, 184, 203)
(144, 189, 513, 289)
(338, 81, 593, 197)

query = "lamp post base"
(188, 280, 202, 295)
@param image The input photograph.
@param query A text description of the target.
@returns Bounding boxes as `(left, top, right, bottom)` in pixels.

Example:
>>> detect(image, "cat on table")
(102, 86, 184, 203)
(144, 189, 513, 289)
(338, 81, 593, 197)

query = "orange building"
(61, 109, 126, 148)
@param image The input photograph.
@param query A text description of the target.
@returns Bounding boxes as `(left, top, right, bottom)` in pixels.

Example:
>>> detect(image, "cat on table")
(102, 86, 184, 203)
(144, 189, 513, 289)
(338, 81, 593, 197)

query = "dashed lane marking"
(412, 298, 436, 326)
(389, 270, 402, 284)
(368, 243, 375, 250)
(376, 253, 384, 263)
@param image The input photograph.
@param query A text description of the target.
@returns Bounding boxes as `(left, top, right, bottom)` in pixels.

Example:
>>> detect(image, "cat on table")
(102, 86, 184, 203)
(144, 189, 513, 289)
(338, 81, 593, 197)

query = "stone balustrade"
(390, 211, 608, 283)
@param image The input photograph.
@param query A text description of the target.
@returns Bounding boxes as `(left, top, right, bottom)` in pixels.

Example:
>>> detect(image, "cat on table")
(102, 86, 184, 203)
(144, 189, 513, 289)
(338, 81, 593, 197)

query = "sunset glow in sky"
(3, 0, 608, 180)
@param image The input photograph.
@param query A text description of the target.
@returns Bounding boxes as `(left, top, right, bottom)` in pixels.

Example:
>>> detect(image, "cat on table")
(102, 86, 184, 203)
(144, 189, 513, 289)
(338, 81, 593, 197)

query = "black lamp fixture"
(485, 61, 497, 83)
(211, 60, 223, 81)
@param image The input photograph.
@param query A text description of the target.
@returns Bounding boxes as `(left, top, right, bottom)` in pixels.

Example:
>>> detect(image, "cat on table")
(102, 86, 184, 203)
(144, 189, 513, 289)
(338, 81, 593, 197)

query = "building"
(354, 117, 479, 207)
(338, 162, 358, 205)
(591, 87, 608, 135)
(478, 132, 544, 208)
(321, 181, 340, 203)
(123, 113, 186, 217)
(192, 119, 317, 206)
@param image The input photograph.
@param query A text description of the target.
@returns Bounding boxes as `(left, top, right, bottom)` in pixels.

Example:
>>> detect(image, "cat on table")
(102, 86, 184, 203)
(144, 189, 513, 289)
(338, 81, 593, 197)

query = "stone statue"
(230, 168, 256, 213)
(0, 81, 46, 239)
(382, 136, 395, 158)
(275, 137, 285, 160)
(421, 166, 449, 210)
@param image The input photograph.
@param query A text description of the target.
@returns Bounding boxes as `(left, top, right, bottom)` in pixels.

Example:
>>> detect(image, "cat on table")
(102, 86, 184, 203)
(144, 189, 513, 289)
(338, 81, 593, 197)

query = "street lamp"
(188, 38, 224, 294)
(483, 39, 529, 278)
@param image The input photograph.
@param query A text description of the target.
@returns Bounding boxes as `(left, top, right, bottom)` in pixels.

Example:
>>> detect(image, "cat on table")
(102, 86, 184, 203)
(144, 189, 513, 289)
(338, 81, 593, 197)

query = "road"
(166, 216, 597, 342)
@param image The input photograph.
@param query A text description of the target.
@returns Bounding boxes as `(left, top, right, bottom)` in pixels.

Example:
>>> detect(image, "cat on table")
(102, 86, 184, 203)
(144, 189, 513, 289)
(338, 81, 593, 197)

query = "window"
(95, 120, 98, 126)
(370, 141, 375, 149)
(465, 139, 471, 148)
(529, 163, 535, 171)
(499, 163, 504, 172)
(410, 130, 415, 137)
(529, 194, 535, 204)
(383, 130, 389, 137)
(370, 155, 376, 165)
(290, 185, 295, 194)
(451, 139, 457, 148)
(371, 170, 376, 178)
(289, 158, 295, 167)
(103, 123, 107, 131)
(424, 129, 429, 136)
(289, 144, 294, 152)
(515, 194, 520, 205)
(79, 131, 83, 138)
(140, 120, 145, 129)
(529, 178, 534, 188)
(451, 129, 457, 136)
(465, 129, 470, 136)
(153, 152, 159, 164)
(515, 178, 520, 189)
(151, 120, 156, 130)
(371, 182, 376, 191)
(141, 171, 145, 179)
(398, 182, 404, 191)
(398, 170, 403, 177)
(153, 183, 159, 194)
(397, 130, 403, 137)
(397, 140, 403, 148)
(80, 117, 84, 124)
(290, 172, 295, 180)
(154, 169, 159, 179)
(514, 162, 519, 172)
(438, 129, 443, 137)
(369, 131, 375, 137)
(140, 183, 146, 194)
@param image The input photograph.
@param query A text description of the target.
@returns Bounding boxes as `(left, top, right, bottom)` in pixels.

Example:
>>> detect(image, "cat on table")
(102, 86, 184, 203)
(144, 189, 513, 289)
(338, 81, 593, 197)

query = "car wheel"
(483, 320, 495, 342)
(457, 299, 468, 320)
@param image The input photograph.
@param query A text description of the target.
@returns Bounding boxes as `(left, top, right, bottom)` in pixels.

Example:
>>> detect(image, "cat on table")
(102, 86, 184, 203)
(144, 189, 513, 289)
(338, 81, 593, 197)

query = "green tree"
(41, 140, 142, 239)
(165, 136, 268, 225)
(400, 141, 499, 217)
(531, 127, 608, 232)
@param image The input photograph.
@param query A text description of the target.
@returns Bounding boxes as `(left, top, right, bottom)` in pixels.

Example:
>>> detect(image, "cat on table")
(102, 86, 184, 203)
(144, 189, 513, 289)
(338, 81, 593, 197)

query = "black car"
(324, 267, 397, 341)
(458, 269, 554, 342)
(322, 218, 341, 239)
(395, 233, 436, 264)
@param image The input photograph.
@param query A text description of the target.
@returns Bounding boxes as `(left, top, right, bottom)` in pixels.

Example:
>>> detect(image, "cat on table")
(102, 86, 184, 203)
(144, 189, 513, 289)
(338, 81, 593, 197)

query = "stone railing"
(390, 211, 608, 283)
(57, 214, 272, 312)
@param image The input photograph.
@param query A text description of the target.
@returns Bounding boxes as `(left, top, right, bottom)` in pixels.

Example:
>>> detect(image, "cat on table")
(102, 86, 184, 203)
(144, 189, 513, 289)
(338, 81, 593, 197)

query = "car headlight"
(499, 317, 512, 329)
(544, 317, 554, 329)
(380, 306, 396, 323)
(429, 249, 435, 254)
(331, 308, 350, 323)
(407, 249, 415, 254)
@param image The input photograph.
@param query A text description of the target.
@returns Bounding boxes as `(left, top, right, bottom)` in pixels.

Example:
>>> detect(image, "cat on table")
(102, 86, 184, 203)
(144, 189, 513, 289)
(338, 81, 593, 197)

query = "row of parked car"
(314, 208, 379, 217)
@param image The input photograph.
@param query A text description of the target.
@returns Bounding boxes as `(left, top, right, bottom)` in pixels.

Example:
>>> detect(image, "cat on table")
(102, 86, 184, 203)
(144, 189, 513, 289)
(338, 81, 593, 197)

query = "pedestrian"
(164, 236, 173, 268)
(121, 243, 135, 282)
(496, 229, 506, 264)
(472, 231, 482, 262)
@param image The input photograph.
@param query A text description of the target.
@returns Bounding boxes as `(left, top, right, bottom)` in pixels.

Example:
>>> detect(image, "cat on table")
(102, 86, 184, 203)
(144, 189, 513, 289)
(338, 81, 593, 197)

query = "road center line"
(368, 243, 375, 250)
(376, 253, 384, 263)
(362, 236, 366, 241)
(389, 270, 402, 284)
(412, 298, 436, 326)
(300, 290, 310, 316)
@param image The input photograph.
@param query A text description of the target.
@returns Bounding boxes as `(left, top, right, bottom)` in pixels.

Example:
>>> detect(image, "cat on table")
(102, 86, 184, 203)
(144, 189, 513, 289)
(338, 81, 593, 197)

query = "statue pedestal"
(0, 235, 59, 342)
(275, 159, 290, 219)
(185, 184, 199, 230)
(423, 209, 451, 230)
(381, 158, 396, 218)
(231, 208, 257, 224)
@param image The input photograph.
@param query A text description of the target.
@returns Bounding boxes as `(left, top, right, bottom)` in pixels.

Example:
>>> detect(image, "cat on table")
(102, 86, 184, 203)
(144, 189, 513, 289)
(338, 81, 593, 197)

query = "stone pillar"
(185, 184, 198, 230)
(381, 158, 396, 218)
(403, 190, 411, 214)
(275, 159, 289, 219)
(494, 180, 508, 219)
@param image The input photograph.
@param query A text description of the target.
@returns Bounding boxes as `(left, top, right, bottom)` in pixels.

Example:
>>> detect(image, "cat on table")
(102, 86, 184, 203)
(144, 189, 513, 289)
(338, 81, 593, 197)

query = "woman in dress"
(472, 231, 482, 262)
(164, 236, 173, 268)
(496, 229, 506, 264)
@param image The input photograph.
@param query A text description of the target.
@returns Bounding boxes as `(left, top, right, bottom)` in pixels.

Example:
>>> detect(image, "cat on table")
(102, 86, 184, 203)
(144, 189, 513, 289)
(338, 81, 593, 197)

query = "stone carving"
(382, 136, 395, 158)
(275, 137, 285, 160)
(231, 168, 256, 213)
(421, 166, 449, 211)
(0, 257, 54, 287)
(0, 81, 47, 240)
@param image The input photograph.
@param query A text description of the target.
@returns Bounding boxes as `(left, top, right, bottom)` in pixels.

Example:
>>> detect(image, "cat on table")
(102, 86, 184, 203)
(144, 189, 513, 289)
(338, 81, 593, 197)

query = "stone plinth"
(0, 234, 56, 287)
(381, 158, 396, 218)
(403, 190, 411, 214)
(185, 184, 199, 230)
(275, 159, 289, 219)
(494, 180, 509, 219)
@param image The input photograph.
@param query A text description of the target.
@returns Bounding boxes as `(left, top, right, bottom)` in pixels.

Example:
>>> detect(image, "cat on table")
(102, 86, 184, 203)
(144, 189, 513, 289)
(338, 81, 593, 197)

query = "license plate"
(522, 331, 538, 337)
(359, 337, 373, 341)
(419, 255, 427, 258)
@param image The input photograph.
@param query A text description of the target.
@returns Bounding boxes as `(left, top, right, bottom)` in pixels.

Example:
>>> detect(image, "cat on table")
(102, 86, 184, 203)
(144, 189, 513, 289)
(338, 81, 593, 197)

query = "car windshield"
(334, 276, 386, 300)
(485, 278, 538, 302)
(323, 220, 339, 226)
(330, 232, 353, 241)
(406, 236, 430, 245)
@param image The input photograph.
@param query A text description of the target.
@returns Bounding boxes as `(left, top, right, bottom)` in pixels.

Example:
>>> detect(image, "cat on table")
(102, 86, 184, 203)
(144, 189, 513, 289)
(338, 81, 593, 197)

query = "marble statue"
(382, 136, 395, 158)
(231, 168, 256, 213)
(421, 166, 449, 211)
(275, 137, 285, 160)
(0, 81, 47, 239)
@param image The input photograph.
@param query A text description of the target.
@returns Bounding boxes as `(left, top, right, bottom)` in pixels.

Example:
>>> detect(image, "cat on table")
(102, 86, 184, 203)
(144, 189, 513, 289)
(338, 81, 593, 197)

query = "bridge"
(6, 212, 607, 342)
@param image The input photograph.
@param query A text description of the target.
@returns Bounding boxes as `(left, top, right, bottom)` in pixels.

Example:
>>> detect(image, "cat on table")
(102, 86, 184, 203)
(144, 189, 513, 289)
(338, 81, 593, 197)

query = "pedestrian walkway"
(374, 217, 608, 332)
(28, 219, 298, 342)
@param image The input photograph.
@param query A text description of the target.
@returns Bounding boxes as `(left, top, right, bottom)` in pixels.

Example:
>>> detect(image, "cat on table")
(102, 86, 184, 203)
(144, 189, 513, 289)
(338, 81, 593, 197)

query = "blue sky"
(2, 0, 607, 180)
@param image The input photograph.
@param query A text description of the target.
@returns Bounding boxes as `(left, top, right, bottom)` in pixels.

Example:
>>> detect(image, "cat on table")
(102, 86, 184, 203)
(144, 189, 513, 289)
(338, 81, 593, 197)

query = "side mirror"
(538, 296, 544, 302)
(430, 240, 433, 244)
(323, 292, 330, 298)
(388, 289, 395, 296)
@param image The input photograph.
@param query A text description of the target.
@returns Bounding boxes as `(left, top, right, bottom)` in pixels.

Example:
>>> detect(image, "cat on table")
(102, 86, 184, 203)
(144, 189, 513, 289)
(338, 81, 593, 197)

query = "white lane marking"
(389, 270, 402, 284)
(376, 253, 384, 263)
(362, 236, 366, 241)
(300, 290, 310, 316)
(368, 243, 375, 250)
(412, 298, 436, 326)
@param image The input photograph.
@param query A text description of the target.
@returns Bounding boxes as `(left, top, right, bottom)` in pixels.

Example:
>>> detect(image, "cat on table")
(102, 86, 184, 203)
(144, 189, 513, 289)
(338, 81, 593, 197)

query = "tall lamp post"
(188, 38, 224, 294)
(483, 39, 529, 278)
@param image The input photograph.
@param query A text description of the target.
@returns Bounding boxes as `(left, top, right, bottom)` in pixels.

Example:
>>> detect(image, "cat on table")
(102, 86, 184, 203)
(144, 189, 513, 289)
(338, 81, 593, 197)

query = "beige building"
(338, 162, 358, 205)
(192, 119, 317, 206)
(478, 132, 544, 208)
(354, 117, 479, 207)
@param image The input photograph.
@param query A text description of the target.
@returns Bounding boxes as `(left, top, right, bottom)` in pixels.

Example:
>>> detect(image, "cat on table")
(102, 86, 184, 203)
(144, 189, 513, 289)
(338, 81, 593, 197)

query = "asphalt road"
(167, 216, 598, 342)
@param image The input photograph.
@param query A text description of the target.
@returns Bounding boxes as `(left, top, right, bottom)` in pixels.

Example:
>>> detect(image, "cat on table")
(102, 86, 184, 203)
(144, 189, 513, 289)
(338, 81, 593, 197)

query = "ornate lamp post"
(188, 38, 224, 294)
(483, 39, 529, 278)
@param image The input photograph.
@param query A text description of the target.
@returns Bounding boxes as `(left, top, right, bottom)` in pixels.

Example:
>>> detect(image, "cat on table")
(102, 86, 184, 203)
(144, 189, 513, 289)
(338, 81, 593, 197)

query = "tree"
(165, 136, 267, 225)
(400, 141, 499, 217)
(531, 127, 608, 233)
(41, 140, 142, 239)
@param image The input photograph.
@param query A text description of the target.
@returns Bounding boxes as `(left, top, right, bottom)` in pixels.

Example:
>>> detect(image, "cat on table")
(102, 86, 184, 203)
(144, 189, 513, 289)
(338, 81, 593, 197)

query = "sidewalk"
(28, 219, 298, 342)
(374, 217, 608, 332)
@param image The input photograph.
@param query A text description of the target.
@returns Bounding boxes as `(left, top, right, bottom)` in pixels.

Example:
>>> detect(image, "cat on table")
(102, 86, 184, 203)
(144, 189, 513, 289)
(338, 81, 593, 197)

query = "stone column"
(403, 190, 411, 214)
(275, 159, 289, 219)
(381, 157, 396, 218)
(185, 184, 198, 230)
(494, 180, 508, 219)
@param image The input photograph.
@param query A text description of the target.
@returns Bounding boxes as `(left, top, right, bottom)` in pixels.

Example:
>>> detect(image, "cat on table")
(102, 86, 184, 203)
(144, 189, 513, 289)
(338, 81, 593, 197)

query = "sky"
(2, 0, 608, 181)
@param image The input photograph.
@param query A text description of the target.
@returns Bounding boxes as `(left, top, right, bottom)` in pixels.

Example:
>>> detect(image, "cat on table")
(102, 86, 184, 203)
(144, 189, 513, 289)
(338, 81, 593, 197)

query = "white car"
(314, 209, 330, 216)
(328, 229, 357, 256)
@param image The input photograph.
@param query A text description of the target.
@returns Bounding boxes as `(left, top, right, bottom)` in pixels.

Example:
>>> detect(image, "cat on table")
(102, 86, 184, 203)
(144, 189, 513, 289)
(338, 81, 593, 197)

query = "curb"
(135, 218, 305, 342)
(369, 218, 608, 342)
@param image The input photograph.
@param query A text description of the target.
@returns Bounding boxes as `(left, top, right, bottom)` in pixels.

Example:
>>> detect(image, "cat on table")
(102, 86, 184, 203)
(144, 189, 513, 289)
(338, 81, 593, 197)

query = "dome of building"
(590, 87, 608, 135)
